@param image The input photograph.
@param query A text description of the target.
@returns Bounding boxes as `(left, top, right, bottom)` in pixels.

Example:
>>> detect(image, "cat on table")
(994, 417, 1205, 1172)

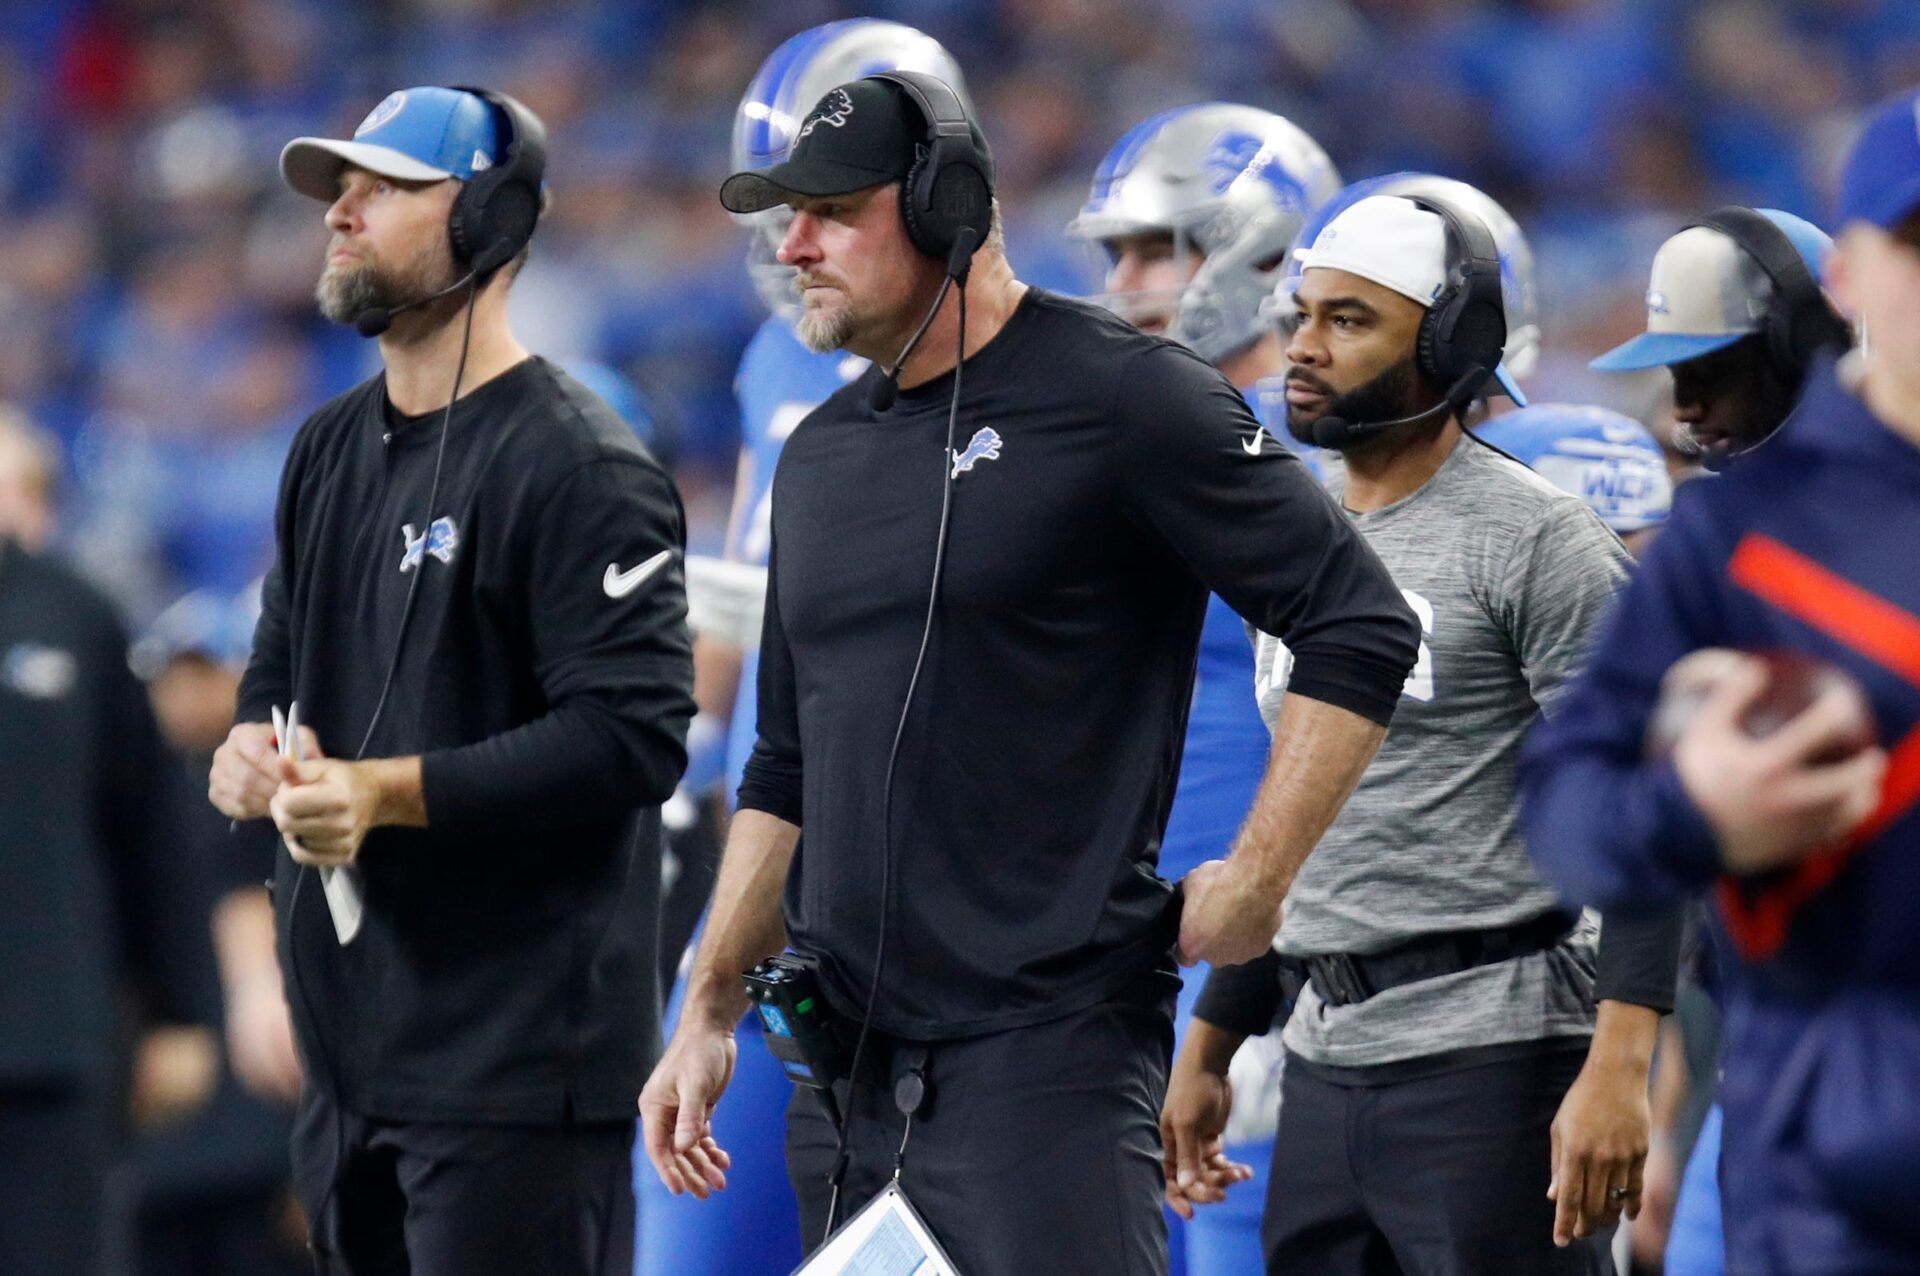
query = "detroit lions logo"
(1203, 132, 1309, 211)
(797, 88, 855, 141)
(950, 427, 1003, 478)
(356, 91, 407, 138)
(399, 517, 460, 572)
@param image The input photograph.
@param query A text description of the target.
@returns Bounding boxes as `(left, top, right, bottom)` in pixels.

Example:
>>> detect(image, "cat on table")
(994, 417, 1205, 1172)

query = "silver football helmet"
(1067, 103, 1342, 365)
(732, 20, 972, 319)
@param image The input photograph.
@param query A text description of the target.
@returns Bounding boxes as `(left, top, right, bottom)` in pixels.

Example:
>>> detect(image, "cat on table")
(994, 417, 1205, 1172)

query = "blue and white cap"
(1474, 403, 1671, 534)
(280, 87, 506, 202)
(1589, 209, 1832, 372)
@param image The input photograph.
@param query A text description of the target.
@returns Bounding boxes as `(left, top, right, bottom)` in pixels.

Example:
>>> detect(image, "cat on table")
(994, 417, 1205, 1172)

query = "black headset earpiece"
(445, 86, 548, 279)
(1688, 206, 1849, 381)
(1409, 194, 1508, 405)
(865, 71, 992, 269)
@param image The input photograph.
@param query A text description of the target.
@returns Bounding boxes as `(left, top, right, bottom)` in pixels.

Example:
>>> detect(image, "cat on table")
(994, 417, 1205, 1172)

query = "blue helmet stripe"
(744, 20, 867, 165)
(1091, 105, 1208, 204)
(1090, 102, 1247, 205)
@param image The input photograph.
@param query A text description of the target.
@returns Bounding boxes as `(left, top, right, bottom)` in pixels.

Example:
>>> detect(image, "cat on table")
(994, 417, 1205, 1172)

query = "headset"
(869, 70, 993, 268)
(1686, 205, 1850, 384)
(825, 71, 991, 1239)
(1310, 194, 1508, 450)
(448, 86, 548, 276)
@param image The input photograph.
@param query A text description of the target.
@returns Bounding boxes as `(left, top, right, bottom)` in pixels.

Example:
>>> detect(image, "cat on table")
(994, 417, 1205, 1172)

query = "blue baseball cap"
(1473, 403, 1671, 534)
(1838, 88, 1920, 232)
(280, 87, 505, 202)
(1590, 209, 1832, 372)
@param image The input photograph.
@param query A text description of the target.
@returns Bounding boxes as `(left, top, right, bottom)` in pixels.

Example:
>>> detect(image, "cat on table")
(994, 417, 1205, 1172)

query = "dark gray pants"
(786, 983, 1173, 1276)
(1264, 1045, 1614, 1276)
(291, 1090, 634, 1276)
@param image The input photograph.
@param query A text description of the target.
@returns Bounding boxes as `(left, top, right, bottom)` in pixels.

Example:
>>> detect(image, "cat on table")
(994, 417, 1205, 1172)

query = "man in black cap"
(640, 75, 1420, 1271)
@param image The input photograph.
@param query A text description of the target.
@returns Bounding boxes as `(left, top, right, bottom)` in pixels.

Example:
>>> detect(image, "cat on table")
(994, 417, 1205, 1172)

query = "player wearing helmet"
(640, 23, 974, 1275)
(1068, 102, 1342, 1276)
(1590, 208, 1848, 465)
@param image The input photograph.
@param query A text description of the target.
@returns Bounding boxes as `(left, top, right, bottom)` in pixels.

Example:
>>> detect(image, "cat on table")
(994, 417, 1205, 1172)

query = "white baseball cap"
(1295, 195, 1527, 404)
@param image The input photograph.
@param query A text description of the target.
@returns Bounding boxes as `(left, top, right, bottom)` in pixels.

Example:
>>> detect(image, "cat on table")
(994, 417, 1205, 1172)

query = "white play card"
(277, 702, 364, 945)
(790, 1182, 962, 1276)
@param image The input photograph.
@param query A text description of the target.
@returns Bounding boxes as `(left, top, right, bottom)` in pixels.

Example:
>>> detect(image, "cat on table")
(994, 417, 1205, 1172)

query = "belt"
(1283, 908, 1579, 1008)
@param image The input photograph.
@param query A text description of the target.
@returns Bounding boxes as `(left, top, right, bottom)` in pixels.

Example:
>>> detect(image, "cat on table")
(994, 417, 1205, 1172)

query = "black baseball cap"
(719, 78, 988, 214)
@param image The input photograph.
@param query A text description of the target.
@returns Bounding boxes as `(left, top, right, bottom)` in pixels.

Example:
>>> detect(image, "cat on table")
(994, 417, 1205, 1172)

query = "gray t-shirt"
(1253, 437, 1630, 1067)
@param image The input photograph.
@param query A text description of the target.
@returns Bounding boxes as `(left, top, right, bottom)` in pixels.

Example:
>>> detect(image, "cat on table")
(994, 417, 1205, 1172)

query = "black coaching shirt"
(235, 356, 694, 1124)
(0, 540, 208, 1085)
(737, 290, 1419, 1039)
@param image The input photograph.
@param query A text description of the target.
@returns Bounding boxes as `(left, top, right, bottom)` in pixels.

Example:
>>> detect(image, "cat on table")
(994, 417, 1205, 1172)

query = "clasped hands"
(209, 721, 381, 867)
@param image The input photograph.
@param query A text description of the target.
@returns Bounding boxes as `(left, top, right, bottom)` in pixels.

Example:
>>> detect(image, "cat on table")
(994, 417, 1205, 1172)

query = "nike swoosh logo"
(604, 549, 674, 599)
(1242, 430, 1264, 456)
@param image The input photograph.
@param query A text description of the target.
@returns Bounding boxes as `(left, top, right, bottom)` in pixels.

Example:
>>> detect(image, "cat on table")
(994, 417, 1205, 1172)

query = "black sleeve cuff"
(1193, 949, 1286, 1037)
(1593, 906, 1684, 1014)
(735, 774, 802, 826)
(1285, 650, 1410, 728)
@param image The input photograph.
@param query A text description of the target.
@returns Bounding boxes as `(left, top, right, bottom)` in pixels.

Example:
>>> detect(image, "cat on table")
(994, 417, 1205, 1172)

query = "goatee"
(316, 262, 393, 326)
(796, 302, 856, 354)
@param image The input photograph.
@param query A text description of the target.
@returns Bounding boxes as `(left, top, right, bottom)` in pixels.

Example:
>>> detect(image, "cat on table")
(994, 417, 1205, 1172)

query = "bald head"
(0, 406, 61, 551)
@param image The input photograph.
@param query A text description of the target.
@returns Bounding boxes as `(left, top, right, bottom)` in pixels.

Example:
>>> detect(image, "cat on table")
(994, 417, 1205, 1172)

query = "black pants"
(1264, 1045, 1614, 1276)
(0, 1084, 114, 1275)
(291, 1090, 634, 1276)
(785, 984, 1174, 1276)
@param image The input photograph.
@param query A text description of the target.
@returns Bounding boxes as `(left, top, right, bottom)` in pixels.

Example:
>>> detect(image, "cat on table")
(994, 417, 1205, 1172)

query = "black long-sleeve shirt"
(234, 357, 694, 1123)
(0, 539, 208, 1085)
(738, 289, 1420, 1039)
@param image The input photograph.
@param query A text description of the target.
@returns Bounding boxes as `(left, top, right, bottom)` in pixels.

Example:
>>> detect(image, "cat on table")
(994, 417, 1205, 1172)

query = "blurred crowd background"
(4, 0, 1917, 625)
(0, 0, 1915, 1270)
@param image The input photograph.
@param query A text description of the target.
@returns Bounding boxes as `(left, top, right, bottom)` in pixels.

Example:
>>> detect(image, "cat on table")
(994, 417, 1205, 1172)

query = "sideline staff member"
(1522, 89, 1920, 1270)
(642, 76, 1418, 1273)
(1588, 206, 1846, 464)
(0, 410, 210, 1273)
(208, 87, 694, 1273)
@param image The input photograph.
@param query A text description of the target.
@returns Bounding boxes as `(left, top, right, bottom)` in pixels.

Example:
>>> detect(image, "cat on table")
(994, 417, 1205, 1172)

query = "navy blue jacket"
(1521, 357, 1920, 1272)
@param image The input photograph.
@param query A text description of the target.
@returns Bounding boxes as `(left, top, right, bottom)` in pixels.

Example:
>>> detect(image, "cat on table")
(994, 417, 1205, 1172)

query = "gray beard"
(315, 262, 395, 326)
(795, 302, 857, 354)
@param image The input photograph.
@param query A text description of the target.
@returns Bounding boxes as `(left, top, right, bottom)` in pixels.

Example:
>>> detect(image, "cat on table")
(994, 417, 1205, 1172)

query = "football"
(1645, 648, 1878, 762)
